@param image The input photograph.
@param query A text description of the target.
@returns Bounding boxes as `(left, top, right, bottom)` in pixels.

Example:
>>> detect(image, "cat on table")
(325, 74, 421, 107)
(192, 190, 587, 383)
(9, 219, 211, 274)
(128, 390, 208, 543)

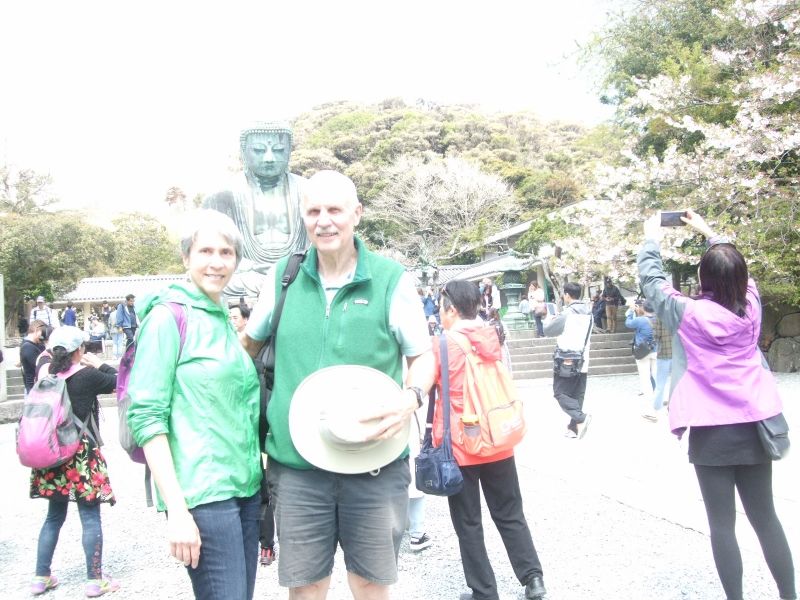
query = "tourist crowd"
(16, 168, 794, 600)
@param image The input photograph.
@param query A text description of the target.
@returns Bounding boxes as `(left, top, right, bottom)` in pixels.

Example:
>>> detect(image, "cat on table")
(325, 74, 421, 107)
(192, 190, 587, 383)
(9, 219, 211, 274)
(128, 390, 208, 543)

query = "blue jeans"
(653, 358, 672, 410)
(408, 496, 426, 538)
(36, 500, 103, 579)
(635, 352, 657, 406)
(111, 331, 125, 358)
(185, 493, 261, 600)
(534, 315, 545, 337)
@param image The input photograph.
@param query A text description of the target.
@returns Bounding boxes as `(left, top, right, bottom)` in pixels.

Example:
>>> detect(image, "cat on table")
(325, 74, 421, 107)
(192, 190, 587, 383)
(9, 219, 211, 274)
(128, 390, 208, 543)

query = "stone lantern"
(499, 267, 527, 330)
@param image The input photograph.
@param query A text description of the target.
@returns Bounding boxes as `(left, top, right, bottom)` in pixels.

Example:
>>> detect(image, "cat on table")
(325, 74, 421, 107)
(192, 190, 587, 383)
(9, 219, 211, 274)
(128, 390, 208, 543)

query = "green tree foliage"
(515, 215, 571, 257)
(108, 213, 183, 275)
(1, 209, 182, 332)
(289, 100, 620, 262)
(581, 0, 800, 303)
(589, 0, 735, 105)
(0, 213, 111, 329)
(586, 0, 741, 156)
(1, 162, 183, 333)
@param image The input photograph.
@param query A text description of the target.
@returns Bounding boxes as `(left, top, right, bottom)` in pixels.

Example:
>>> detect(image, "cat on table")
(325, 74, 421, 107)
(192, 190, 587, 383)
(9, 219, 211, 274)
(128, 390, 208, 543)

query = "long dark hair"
(698, 243, 748, 317)
(49, 346, 80, 375)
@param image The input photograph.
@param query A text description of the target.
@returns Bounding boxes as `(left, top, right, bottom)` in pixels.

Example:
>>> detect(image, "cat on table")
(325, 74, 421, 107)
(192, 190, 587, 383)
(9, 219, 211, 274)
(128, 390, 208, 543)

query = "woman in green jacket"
(127, 210, 261, 600)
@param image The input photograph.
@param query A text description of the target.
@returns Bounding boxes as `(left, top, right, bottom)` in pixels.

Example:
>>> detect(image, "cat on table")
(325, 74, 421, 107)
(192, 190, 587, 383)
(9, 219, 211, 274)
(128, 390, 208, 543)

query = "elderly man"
(243, 170, 434, 600)
(204, 122, 309, 298)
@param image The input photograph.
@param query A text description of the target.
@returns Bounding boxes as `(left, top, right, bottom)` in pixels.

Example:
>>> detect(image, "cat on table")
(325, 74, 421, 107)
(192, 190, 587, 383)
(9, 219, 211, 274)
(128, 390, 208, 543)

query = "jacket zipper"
(318, 278, 360, 369)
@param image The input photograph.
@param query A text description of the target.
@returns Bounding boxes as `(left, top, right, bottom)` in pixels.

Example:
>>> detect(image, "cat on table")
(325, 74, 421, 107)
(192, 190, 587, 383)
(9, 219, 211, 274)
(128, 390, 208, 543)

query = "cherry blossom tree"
(560, 0, 799, 302)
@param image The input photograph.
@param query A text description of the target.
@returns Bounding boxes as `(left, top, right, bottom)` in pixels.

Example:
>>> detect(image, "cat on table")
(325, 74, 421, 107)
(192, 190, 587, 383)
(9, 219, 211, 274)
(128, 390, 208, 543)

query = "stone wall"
(762, 304, 800, 373)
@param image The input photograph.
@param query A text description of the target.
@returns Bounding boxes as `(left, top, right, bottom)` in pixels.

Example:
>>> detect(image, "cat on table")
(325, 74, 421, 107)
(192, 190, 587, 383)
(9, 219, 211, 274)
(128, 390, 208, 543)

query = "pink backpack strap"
(57, 363, 86, 379)
(164, 302, 188, 351)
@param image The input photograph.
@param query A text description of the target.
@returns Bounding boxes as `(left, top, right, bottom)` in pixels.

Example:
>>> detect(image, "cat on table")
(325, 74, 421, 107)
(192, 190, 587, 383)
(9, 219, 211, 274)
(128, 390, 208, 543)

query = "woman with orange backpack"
(421, 280, 546, 600)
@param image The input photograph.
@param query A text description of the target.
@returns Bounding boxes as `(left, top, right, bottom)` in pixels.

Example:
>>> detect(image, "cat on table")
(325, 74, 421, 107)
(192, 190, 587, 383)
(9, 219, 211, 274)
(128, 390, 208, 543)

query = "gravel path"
(1, 373, 797, 599)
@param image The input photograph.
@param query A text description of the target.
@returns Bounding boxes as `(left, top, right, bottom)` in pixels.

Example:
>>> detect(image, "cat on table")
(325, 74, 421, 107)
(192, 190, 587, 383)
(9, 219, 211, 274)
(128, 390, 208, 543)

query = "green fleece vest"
(266, 239, 405, 469)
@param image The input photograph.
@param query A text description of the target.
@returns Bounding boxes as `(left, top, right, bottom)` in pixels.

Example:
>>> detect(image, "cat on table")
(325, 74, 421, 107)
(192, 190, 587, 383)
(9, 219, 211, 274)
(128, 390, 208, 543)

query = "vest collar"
(303, 237, 372, 285)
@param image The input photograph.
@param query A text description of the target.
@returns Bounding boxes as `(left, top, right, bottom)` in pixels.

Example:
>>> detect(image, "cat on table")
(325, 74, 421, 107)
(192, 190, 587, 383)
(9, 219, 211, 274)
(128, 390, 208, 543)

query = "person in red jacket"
(421, 279, 547, 600)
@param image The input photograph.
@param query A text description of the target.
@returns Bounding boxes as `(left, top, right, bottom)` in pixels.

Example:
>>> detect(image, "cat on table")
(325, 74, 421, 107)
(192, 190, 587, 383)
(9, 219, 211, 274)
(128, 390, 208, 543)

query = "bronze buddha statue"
(203, 122, 309, 297)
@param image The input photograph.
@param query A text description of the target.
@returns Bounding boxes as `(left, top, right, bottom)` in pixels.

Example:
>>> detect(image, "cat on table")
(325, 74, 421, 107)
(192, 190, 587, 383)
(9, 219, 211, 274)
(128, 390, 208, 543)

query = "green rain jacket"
(126, 281, 261, 511)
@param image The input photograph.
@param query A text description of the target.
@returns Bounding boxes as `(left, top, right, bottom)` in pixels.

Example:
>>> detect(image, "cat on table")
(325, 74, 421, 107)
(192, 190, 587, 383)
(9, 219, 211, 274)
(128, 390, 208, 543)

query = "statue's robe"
(204, 172, 309, 298)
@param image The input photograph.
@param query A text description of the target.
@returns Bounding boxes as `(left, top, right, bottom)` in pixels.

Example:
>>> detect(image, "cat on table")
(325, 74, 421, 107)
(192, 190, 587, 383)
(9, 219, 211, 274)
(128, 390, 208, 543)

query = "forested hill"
(287, 99, 620, 264)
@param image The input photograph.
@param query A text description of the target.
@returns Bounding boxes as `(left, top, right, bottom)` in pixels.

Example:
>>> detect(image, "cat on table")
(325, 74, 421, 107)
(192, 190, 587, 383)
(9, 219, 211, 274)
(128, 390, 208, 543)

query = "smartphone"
(660, 210, 687, 227)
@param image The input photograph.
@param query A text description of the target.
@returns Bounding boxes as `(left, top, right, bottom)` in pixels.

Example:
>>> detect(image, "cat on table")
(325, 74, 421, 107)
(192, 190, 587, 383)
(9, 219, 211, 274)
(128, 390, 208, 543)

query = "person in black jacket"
(20, 320, 47, 394)
(29, 326, 120, 597)
(602, 277, 625, 333)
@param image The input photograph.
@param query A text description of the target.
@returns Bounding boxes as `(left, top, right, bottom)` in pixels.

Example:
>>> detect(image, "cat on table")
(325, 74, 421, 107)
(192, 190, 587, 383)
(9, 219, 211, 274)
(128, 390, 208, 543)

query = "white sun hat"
(289, 365, 410, 474)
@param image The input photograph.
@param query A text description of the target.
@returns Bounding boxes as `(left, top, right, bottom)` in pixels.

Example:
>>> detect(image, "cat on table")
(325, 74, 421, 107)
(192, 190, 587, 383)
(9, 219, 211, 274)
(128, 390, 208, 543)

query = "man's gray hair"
(180, 209, 244, 268)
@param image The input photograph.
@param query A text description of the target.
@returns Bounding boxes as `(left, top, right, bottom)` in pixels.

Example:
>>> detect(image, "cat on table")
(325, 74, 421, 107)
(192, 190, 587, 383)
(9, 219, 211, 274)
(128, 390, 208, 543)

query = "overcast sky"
(0, 0, 615, 217)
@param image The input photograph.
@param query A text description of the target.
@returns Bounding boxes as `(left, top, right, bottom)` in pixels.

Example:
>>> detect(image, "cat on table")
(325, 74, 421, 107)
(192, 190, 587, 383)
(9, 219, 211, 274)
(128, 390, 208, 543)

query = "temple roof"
(58, 274, 188, 306)
(454, 253, 541, 282)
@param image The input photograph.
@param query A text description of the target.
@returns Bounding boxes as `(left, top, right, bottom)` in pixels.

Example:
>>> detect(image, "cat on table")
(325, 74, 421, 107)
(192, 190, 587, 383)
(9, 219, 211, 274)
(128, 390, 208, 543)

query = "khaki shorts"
(266, 457, 410, 588)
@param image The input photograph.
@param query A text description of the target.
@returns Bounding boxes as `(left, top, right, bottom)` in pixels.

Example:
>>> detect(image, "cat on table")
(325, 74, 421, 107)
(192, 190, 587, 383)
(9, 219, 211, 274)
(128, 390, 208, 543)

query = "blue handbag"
(414, 334, 464, 496)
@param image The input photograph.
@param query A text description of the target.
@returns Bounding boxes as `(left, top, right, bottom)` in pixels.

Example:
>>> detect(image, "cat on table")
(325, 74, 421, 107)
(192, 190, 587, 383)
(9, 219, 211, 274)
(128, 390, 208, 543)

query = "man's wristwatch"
(407, 386, 425, 409)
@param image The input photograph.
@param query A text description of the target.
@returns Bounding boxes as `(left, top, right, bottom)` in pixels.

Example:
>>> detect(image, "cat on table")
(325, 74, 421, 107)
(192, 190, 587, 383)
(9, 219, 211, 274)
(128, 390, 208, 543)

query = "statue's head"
(240, 121, 293, 182)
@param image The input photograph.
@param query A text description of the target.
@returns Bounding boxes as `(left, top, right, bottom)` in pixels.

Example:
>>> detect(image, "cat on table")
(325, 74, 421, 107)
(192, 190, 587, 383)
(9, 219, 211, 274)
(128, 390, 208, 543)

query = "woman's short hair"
(698, 243, 748, 317)
(180, 209, 244, 268)
(442, 280, 482, 320)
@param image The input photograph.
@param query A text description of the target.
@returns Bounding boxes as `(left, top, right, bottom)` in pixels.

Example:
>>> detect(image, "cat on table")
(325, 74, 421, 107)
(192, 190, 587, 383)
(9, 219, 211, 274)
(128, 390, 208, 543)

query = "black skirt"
(688, 422, 770, 466)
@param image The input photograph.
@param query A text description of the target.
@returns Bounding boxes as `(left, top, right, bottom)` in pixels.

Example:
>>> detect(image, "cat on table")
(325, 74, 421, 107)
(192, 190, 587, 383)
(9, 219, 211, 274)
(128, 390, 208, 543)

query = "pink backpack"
(16, 364, 93, 469)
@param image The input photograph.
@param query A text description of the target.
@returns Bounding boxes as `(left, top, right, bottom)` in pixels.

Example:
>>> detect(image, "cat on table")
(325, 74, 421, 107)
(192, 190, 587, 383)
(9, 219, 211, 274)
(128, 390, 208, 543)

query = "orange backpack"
(447, 330, 527, 457)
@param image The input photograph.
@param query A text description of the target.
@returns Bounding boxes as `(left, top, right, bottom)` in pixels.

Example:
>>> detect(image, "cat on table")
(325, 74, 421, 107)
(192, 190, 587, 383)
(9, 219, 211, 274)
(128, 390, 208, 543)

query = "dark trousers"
(553, 372, 588, 432)
(448, 456, 543, 600)
(695, 463, 796, 600)
(123, 327, 136, 350)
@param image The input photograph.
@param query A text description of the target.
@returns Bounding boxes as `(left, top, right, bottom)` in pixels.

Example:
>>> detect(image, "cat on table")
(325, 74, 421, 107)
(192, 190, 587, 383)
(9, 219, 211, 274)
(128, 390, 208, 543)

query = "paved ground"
(1, 373, 797, 599)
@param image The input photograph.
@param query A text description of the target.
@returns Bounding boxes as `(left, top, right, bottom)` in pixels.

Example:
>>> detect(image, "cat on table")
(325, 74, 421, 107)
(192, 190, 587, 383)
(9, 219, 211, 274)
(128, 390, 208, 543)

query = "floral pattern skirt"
(30, 436, 116, 505)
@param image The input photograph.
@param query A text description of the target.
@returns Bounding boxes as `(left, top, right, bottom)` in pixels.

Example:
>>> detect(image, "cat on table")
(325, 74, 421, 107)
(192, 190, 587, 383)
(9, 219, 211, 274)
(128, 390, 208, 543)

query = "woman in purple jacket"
(637, 209, 795, 600)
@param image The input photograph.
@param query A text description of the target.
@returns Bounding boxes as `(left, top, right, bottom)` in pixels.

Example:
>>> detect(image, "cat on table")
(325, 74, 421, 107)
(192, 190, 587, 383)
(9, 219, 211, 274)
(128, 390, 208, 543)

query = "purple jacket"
(637, 240, 782, 437)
